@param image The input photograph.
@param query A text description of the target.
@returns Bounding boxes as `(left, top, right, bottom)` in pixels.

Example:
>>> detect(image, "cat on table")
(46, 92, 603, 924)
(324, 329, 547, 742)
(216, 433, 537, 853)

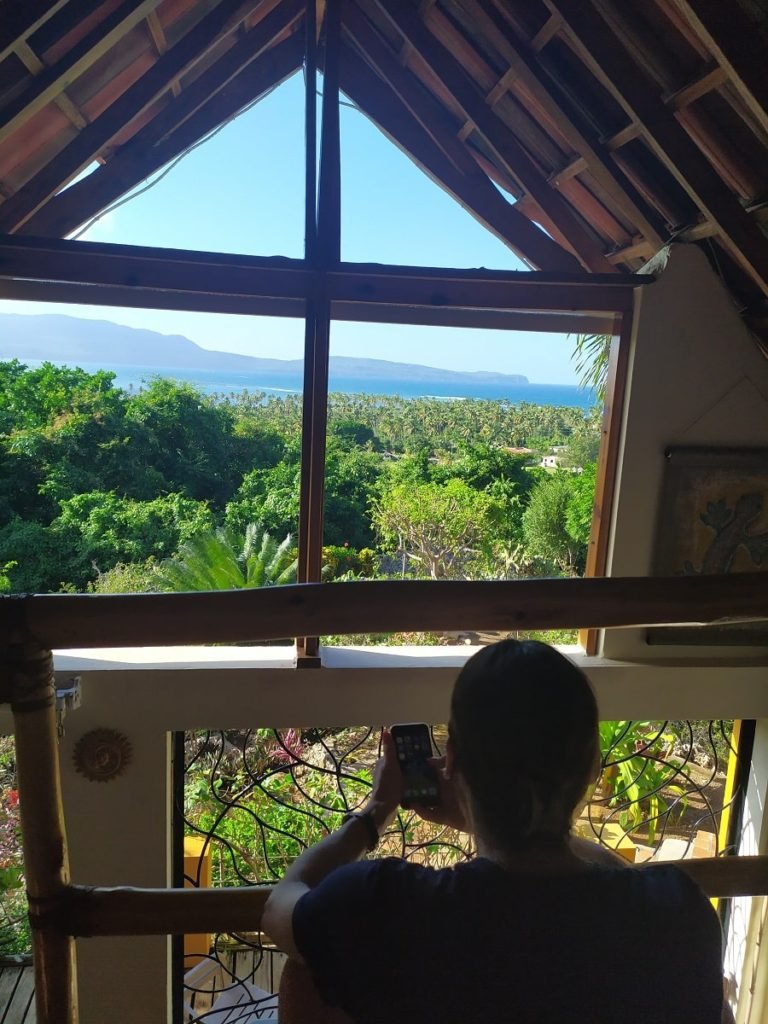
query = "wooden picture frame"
(648, 447, 768, 646)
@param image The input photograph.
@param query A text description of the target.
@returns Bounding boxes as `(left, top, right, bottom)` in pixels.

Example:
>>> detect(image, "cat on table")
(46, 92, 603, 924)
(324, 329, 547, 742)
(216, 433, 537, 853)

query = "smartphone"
(390, 723, 440, 808)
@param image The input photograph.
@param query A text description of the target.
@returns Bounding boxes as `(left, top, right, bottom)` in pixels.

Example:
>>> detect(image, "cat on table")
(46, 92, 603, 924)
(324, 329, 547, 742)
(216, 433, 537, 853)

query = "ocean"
(63, 361, 597, 410)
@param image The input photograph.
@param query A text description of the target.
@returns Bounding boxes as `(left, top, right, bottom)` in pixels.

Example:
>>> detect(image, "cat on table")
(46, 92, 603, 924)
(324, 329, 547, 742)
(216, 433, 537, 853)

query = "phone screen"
(391, 723, 440, 807)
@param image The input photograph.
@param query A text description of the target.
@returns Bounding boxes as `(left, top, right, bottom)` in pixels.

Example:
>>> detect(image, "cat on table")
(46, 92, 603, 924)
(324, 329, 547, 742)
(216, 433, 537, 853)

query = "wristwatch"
(342, 809, 379, 851)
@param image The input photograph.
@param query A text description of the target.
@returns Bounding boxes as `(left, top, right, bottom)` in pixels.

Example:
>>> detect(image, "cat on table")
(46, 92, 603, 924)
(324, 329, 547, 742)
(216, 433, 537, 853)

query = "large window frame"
(0, 2, 645, 657)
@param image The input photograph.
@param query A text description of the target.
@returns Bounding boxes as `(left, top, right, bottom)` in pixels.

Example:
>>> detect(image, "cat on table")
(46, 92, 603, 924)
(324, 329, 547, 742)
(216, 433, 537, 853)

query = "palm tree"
(571, 333, 611, 402)
(156, 523, 297, 591)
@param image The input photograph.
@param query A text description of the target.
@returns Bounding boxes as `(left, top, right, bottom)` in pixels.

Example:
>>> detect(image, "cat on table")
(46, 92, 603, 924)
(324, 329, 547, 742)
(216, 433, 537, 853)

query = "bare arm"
(261, 731, 401, 961)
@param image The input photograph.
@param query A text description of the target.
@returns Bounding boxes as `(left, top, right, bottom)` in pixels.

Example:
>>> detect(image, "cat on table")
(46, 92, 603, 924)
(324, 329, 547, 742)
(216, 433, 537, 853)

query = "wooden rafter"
(0, 0, 165, 149)
(22, 8, 305, 239)
(341, 6, 581, 271)
(668, 0, 768, 139)
(545, 0, 768, 298)
(0, 0, 266, 234)
(13, 39, 88, 133)
(463, 0, 665, 251)
(146, 10, 182, 97)
(0, 0, 71, 65)
(373, 0, 615, 272)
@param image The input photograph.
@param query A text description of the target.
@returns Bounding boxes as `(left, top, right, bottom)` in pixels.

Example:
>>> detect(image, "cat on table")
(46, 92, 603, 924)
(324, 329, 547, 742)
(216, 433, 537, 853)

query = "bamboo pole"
(61, 855, 768, 938)
(2, 573, 768, 650)
(4, 641, 77, 1024)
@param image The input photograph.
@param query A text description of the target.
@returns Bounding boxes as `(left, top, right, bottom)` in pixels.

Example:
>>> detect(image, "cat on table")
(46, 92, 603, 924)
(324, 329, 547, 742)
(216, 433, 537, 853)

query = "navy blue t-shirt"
(293, 857, 723, 1023)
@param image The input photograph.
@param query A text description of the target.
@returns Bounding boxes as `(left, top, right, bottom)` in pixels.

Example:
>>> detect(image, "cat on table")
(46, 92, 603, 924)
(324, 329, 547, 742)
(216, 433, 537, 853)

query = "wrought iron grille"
(179, 720, 745, 1023)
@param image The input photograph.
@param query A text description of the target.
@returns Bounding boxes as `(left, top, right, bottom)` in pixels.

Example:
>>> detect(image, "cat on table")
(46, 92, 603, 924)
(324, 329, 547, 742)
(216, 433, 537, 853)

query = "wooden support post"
(580, 307, 634, 655)
(2, 640, 76, 1024)
(298, 0, 341, 660)
(297, 0, 324, 661)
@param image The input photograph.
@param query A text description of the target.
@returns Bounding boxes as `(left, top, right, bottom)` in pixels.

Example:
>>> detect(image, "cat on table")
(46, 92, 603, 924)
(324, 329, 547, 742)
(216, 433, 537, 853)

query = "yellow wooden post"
(183, 837, 212, 966)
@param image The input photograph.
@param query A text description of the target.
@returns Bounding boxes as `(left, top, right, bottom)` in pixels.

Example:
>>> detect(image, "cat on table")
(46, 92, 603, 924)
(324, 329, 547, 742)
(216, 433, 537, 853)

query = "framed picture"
(647, 447, 768, 646)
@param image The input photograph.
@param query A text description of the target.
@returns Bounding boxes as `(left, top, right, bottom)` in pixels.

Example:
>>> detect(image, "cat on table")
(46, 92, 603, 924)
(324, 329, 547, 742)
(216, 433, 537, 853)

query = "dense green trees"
(0, 360, 600, 594)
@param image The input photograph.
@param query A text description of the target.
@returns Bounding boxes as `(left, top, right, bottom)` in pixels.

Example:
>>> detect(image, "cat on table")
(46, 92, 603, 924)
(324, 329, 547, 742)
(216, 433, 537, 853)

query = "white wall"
(604, 244, 768, 660)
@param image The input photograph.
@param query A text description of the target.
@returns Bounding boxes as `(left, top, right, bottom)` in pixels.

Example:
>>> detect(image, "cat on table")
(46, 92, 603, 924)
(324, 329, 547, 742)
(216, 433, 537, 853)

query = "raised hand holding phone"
(390, 723, 441, 808)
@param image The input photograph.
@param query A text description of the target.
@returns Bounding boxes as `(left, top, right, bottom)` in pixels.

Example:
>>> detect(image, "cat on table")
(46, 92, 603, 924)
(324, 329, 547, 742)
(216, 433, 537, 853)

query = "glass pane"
(0, 299, 303, 598)
(321, 321, 603, 645)
(69, 74, 305, 258)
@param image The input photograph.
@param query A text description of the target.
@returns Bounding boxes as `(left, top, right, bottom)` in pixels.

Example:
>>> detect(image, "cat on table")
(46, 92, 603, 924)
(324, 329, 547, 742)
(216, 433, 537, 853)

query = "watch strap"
(343, 810, 379, 850)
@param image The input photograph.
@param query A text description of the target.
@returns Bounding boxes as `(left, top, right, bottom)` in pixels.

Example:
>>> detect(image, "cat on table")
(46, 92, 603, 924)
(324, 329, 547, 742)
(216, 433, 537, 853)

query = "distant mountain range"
(0, 312, 529, 386)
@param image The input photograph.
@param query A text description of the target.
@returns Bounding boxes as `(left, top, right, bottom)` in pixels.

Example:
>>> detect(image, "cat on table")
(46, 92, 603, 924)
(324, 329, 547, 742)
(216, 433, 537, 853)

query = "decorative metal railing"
(179, 718, 746, 1022)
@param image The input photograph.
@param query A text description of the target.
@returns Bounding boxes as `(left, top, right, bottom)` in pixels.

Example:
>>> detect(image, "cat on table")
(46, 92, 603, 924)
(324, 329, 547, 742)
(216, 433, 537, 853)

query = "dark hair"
(449, 639, 598, 847)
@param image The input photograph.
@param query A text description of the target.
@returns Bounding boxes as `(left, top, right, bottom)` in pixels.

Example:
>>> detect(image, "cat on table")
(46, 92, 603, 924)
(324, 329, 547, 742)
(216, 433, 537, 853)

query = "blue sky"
(6, 72, 582, 384)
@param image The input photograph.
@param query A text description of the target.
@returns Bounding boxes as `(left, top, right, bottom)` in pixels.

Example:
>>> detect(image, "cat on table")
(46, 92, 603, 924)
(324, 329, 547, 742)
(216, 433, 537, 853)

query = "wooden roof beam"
(146, 10, 182, 97)
(666, 65, 728, 111)
(22, 32, 304, 239)
(372, 0, 615, 273)
(13, 39, 88, 133)
(545, 0, 768, 297)
(0, 0, 165, 149)
(0, 0, 267, 234)
(461, 0, 665, 250)
(0, 0, 72, 65)
(530, 13, 562, 52)
(670, 0, 768, 138)
(337, 31, 581, 272)
(0, 235, 643, 311)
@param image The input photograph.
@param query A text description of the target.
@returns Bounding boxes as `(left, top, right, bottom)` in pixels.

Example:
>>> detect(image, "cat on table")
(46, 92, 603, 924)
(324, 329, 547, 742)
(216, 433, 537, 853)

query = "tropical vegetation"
(0, 359, 600, 599)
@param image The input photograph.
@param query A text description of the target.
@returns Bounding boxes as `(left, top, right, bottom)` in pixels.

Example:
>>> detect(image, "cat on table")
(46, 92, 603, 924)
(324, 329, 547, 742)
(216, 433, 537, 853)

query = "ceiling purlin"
(340, 7, 580, 272)
(0, 0, 167, 150)
(544, 0, 768, 298)
(456, 0, 665, 253)
(146, 10, 182, 98)
(595, 0, 763, 202)
(22, 31, 305, 240)
(0, 0, 267, 235)
(373, 0, 615, 273)
(670, 0, 768, 140)
(428, 6, 569, 174)
(13, 38, 89, 135)
(0, 0, 72, 66)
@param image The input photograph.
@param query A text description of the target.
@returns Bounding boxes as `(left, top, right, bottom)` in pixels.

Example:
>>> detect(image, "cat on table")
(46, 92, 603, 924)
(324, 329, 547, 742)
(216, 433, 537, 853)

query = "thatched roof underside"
(1, 0, 767, 341)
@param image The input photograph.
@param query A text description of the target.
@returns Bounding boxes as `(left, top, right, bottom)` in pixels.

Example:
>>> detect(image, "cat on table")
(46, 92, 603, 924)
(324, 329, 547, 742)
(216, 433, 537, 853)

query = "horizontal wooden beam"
(0, 277, 614, 333)
(2, 573, 766, 650)
(22, 24, 305, 238)
(0, 0, 264, 233)
(0, 237, 643, 312)
(0, 0, 164, 149)
(60, 854, 768, 937)
(0, 0, 71, 65)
